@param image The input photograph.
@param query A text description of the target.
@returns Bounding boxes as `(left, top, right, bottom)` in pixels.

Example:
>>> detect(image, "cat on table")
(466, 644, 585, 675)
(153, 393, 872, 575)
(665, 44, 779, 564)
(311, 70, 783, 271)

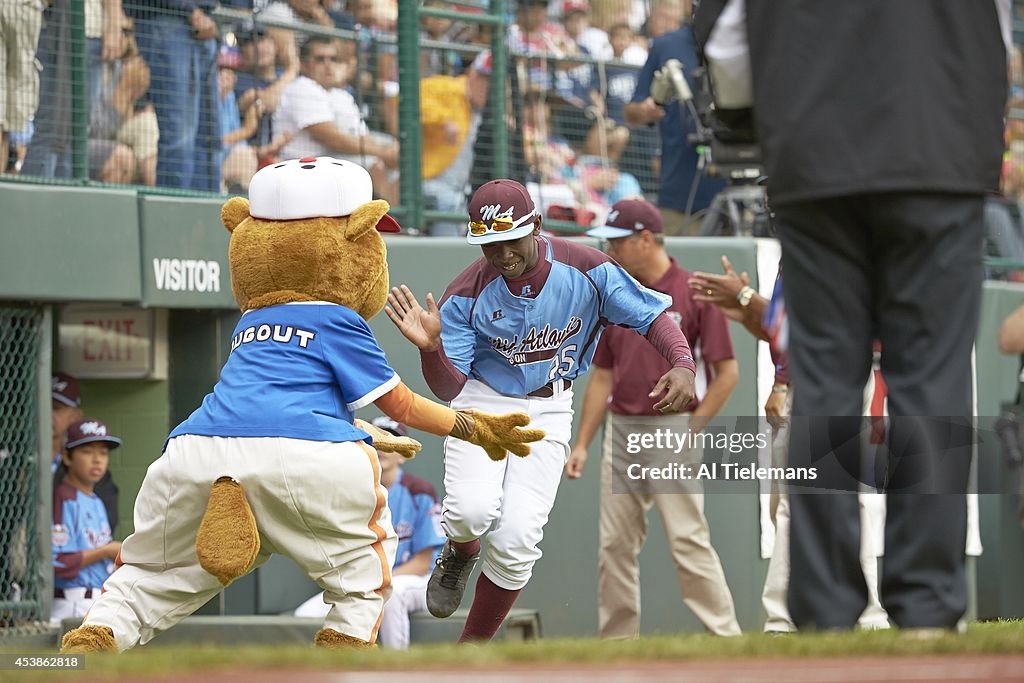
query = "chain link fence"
(6, 1, 1024, 242)
(0, 305, 50, 639)
(1, 0, 672, 235)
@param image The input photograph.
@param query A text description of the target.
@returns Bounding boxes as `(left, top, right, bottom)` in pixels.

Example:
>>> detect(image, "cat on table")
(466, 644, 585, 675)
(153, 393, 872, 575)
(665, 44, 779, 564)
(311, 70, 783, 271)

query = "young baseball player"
(294, 416, 446, 649)
(51, 419, 122, 624)
(385, 179, 698, 642)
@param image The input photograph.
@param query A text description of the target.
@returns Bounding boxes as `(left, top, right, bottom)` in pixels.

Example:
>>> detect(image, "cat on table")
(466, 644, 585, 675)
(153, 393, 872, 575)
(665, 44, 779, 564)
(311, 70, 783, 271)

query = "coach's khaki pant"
(598, 414, 741, 638)
(82, 435, 396, 650)
(659, 208, 703, 237)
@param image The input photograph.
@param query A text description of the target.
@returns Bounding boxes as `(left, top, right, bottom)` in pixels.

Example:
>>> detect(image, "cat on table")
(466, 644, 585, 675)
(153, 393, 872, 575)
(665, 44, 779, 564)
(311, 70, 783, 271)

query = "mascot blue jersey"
(438, 236, 671, 396)
(168, 302, 398, 447)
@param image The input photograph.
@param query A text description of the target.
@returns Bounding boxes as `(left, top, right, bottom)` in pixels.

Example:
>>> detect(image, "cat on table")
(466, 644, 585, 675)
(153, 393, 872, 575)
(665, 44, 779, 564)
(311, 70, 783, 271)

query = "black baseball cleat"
(426, 540, 480, 618)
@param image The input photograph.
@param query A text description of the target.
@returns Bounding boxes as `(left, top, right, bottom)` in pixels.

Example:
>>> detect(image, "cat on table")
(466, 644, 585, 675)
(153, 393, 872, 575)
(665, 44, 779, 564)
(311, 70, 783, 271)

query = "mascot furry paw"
(60, 157, 543, 653)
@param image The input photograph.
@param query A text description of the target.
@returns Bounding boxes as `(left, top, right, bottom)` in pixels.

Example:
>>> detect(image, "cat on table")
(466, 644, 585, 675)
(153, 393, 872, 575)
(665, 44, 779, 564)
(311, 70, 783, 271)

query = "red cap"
(562, 0, 589, 15)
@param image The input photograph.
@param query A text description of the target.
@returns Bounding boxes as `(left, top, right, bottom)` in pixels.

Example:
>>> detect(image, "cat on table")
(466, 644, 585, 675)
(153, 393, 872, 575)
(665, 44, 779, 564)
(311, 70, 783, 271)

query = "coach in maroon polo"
(567, 197, 742, 638)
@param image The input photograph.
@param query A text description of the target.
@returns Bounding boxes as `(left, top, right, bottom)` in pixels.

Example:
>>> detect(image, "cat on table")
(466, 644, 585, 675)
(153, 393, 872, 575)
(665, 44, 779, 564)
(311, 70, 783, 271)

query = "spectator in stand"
(352, 0, 399, 135)
(625, 0, 724, 235)
(592, 23, 656, 192)
(232, 21, 294, 168)
(260, 0, 337, 77)
(420, 50, 491, 236)
(122, 0, 221, 191)
(216, 47, 260, 193)
(561, 0, 609, 60)
(88, 13, 159, 185)
(419, 0, 476, 77)
(274, 36, 399, 202)
(0, 0, 44, 175)
(642, 0, 684, 40)
(22, 0, 123, 179)
(51, 419, 122, 625)
(509, 0, 576, 92)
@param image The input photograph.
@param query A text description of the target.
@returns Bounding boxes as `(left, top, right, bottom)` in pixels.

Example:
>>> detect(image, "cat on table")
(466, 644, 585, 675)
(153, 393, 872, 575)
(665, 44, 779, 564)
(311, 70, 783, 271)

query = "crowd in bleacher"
(0, 0, 700, 231)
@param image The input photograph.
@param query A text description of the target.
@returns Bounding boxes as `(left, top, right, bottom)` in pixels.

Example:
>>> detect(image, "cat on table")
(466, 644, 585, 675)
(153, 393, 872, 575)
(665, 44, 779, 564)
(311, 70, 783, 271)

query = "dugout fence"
(0, 305, 52, 641)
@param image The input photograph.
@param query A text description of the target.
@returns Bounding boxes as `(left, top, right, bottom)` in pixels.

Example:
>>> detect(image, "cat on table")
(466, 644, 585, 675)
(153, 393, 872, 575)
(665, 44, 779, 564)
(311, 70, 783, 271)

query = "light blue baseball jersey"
(168, 302, 398, 447)
(388, 470, 446, 568)
(53, 483, 114, 589)
(439, 236, 671, 395)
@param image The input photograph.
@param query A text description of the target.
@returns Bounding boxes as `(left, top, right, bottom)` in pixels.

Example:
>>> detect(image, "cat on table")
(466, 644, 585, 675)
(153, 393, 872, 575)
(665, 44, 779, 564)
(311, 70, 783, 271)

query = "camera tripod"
(698, 182, 772, 237)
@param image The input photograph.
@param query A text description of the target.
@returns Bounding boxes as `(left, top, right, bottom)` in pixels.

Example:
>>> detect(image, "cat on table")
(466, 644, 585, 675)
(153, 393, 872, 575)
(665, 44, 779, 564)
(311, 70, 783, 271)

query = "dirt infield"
(100, 655, 1024, 683)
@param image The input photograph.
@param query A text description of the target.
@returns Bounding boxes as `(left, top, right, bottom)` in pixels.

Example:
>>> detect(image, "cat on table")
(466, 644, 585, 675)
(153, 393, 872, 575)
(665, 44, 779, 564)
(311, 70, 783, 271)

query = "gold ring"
(706, 289, 713, 295)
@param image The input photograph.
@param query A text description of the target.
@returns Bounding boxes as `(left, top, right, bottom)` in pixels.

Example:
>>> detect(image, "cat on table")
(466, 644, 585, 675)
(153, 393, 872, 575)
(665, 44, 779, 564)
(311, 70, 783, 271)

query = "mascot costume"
(61, 157, 544, 652)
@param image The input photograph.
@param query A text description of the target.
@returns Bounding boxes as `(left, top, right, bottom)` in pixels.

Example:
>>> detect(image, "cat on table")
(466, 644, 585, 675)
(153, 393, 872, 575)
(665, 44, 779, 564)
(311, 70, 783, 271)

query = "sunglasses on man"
(468, 212, 535, 236)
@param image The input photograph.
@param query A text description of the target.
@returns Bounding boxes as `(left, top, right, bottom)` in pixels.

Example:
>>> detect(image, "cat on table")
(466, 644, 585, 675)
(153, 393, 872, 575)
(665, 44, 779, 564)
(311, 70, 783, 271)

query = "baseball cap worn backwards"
(467, 179, 538, 245)
(65, 419, 122, 450)
(586, 198, 664, 239)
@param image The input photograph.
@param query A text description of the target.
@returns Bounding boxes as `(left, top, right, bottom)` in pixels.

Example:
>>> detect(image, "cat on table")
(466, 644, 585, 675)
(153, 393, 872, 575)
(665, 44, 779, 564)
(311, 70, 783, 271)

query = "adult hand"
(385, 285, 442, 351)
(565, 446, 588, 479)
(637, 96, 665, 124)
(764, 386, 789, 430)
(650, 367, 696, 414)
(689, 255, 750, 321)
(189, 8, 218, 41)
(100, 15, 126, 62)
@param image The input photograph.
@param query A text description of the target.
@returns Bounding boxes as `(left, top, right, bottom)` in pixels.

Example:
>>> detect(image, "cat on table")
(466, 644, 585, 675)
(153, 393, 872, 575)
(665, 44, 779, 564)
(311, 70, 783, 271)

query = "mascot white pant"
(84, 434, 396, 651)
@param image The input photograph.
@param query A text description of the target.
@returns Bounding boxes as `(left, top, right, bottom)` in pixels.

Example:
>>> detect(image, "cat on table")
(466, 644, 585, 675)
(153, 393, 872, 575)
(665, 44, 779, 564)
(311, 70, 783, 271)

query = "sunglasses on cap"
(468, 211, 536, 236)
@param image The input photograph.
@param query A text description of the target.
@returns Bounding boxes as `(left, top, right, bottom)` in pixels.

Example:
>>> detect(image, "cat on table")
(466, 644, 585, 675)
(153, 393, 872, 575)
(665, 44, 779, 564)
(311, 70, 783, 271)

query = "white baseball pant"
(443, 379, 573, 590)
(80, 434, 396, 650)
(294, 574, 429, 650)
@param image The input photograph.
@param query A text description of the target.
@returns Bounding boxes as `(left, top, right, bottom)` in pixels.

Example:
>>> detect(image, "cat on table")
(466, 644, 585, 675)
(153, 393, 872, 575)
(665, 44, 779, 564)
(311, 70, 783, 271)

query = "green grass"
(2, 620, 1023, 682)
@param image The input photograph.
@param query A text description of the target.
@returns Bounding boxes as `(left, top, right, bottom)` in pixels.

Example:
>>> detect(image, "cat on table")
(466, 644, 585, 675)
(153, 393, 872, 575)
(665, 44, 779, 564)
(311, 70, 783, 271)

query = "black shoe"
(426, 540, 479, 618)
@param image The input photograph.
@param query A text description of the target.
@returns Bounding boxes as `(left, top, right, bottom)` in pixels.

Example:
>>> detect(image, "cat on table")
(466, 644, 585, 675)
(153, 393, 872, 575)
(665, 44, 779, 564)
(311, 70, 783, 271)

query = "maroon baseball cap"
(65, 418, 122, 450)
(370, 415, 407, 437)
(52, 372, 81, 408)
(586, 198, 663, 239)
(467, 179, 538, 245)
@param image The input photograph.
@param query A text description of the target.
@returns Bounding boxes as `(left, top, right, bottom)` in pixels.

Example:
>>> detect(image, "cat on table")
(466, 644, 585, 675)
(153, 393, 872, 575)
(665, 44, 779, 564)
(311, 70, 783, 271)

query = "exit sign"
(59, 306, 167, 379)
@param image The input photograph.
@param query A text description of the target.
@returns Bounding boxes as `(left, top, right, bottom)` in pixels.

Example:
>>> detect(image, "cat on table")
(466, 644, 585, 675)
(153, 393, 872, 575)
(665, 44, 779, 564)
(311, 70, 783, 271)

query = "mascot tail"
(196, 477, 260, 586)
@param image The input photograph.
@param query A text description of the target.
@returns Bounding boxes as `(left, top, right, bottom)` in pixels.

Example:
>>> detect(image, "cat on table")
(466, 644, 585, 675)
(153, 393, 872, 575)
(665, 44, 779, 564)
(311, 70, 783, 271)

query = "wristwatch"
(737, 286, 755, 307)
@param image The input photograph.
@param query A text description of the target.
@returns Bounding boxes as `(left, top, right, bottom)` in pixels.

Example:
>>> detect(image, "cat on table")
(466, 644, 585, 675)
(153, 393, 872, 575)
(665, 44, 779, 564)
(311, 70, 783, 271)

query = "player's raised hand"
(385, 285, 442, 351)
(650, 367, 696, 414)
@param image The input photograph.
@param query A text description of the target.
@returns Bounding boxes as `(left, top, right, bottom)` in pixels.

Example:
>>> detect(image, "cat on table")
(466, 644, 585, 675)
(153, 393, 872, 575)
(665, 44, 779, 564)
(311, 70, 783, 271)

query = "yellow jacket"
(420, 75, 471, 180)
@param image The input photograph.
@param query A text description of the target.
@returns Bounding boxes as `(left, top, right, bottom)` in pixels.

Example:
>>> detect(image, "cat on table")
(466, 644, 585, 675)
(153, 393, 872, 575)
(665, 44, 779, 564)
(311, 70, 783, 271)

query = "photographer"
(88, 15, 158, 185)
(711, 0, 1008, 632)
(625, 0, 724, 236)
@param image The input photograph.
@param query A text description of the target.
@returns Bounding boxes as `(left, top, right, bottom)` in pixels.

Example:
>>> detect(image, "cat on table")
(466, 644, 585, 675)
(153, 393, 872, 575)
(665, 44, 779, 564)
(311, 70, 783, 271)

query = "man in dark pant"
(777, 194, 981, 629)
(737, 0, 1008, 630)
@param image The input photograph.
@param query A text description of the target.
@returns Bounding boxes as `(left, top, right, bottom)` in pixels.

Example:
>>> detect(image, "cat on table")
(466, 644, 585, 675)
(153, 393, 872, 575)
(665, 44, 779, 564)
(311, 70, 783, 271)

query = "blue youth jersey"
(388, 470, 446, 568)
(53, 483, 113, 589)
(168, 302, 398, 446)
(439, 236, 671, 395)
